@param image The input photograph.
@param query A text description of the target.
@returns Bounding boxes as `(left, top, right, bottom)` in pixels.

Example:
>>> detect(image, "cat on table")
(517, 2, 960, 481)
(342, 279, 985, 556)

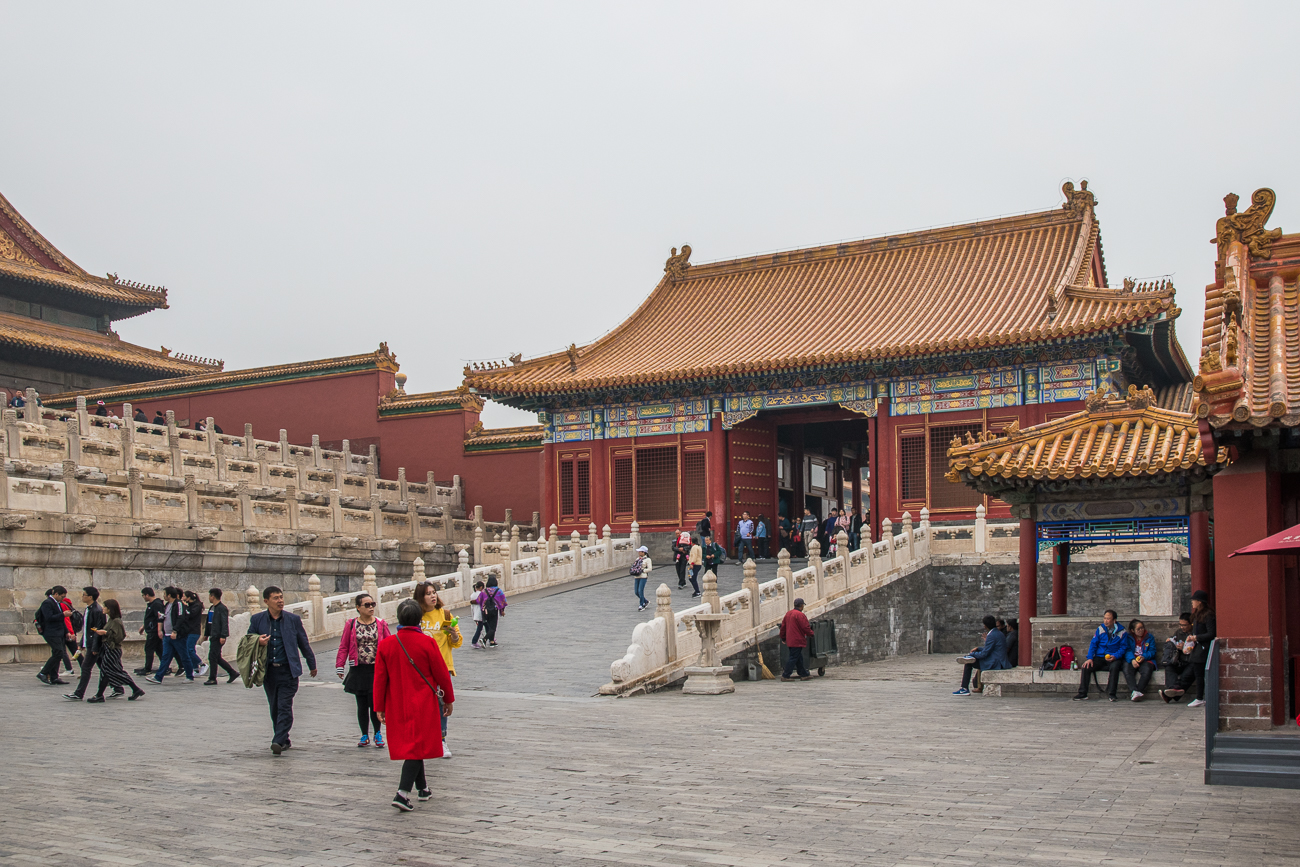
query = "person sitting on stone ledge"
(1122, 618, 1158, 702)
(953, 615, 1010, 696)
(1073, 609, 1127, 702)
(1160, 591, 1215, 708)
(1004, 618, 1019, 667)
(1157, 612, 1193, 700)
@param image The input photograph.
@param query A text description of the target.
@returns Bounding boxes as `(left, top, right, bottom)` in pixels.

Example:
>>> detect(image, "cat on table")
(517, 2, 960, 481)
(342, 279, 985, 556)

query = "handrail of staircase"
(1204, 637, 1219, 775)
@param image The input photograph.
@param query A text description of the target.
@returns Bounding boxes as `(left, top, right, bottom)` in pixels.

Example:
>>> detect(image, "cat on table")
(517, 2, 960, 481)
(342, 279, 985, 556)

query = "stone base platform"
(981, 667, 1154, 698)
(681, 665, 735, 695)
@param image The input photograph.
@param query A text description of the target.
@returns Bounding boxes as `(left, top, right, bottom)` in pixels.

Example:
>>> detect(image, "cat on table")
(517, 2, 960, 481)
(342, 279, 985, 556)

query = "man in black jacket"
(36, 585, 72, 685)
(64, 586, 106, 701)
(135, 587, 166, 675)
(200, 588, 239, 684)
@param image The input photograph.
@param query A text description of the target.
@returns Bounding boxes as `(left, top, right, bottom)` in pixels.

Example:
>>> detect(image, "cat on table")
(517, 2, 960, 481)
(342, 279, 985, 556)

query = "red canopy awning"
(1229, 524, 1300, 557)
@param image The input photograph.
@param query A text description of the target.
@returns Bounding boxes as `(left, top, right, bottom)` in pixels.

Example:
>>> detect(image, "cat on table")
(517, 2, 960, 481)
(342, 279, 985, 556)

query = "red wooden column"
(1018, 514, 1038, 667)
(1052, 543, 1068, 615)
(1190, 508, 1212, 601)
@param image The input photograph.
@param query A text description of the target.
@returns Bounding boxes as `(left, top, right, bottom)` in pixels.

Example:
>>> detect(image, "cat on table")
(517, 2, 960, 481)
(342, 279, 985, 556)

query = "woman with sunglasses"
(336, 593, 392, 747)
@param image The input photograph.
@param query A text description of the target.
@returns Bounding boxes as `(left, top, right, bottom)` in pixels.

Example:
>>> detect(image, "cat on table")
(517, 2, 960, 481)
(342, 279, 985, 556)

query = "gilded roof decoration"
(1214, 189, 1283, 262)
(467, 186, 1176, 400)
(664, 245, 692, 281)
(946, 395, 1229, 483)
(0, 313, 217, 379)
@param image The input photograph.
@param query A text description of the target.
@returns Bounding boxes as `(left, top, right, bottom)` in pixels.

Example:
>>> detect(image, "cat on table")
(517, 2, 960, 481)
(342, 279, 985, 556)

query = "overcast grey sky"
(3, 3, 1296, 426)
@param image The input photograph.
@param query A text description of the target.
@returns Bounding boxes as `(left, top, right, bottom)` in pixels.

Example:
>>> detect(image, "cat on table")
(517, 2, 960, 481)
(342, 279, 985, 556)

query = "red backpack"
(1041, 644, 1075, 671)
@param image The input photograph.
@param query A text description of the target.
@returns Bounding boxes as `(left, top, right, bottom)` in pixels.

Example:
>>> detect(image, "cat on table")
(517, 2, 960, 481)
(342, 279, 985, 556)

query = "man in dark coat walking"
(247, 586, 317, 755)
(201, 588, 239, 684)
(35, 585, 72, 685)
(64, 586, 106, 701)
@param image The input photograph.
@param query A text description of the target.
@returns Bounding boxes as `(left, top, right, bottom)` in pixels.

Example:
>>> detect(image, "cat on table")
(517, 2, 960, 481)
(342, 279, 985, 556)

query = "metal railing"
(1204, 638, 1220, 774)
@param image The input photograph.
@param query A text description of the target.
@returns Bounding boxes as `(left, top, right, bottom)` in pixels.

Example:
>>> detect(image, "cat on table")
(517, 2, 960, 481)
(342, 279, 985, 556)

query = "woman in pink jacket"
(335, 593, 392, 747)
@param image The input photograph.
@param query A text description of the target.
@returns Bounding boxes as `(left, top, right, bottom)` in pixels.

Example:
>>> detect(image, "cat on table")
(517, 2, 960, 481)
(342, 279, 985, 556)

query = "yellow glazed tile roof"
(467, 185, 1177, 398)
(0, 312, 216, 379)
(946, 386, 1229, 483)
(464, 423, 544, 447)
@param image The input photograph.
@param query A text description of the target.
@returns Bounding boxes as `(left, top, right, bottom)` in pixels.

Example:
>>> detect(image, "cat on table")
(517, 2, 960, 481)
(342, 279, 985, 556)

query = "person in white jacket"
(631, 546, 652, 611)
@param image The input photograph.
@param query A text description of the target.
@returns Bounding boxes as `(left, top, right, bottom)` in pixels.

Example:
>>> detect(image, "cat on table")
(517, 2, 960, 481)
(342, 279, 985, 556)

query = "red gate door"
(727, 420, 777, 551)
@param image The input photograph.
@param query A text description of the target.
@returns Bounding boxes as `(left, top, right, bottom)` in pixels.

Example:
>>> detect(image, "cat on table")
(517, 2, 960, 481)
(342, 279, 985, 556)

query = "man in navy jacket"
(247, 586, 317, 755)
(953, 615, 1010, 695)
(1073, 609, 1127, 701)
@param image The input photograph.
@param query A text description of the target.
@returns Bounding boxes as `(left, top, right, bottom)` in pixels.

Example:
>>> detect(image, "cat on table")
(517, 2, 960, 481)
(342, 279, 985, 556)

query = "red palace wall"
(111, 370, 541, 524)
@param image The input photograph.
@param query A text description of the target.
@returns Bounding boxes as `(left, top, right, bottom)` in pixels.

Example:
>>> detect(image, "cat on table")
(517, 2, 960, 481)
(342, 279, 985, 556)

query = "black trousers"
(1123, 660, 1157, 694)
(39, 635, 65, 681)
(1077, 656, 1124, 697)
(961, 661, 980, 689)
(782, 645, 810, 678)
(263, 664, 299, 746)
(73, 650, 102, 698)
(675, 557, 688, 586)
(207, 639, 238, 680)
(482, 612, 499, 642)
(95, 648, 140, 697)
(141, 632, 162, 671)
(399, 759, 426, 793)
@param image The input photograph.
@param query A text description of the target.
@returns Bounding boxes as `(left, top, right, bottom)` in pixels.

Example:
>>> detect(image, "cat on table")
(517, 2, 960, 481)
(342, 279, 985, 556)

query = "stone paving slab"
(3, 646, 1296, 867)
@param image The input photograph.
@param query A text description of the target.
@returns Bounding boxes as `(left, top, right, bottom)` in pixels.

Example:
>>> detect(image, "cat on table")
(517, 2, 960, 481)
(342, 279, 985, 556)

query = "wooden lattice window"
(612, 455, 634, 517)
(635, 446, 679, 523)
(682, 450, 707, 513)
(559, 460, 575, 518)
(899, 434, 926, 502)
(929, 424, 983, 509)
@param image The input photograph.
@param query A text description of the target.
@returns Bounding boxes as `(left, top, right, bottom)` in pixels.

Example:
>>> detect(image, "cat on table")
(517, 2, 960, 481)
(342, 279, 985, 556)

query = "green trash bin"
(779, 619, 837, 677)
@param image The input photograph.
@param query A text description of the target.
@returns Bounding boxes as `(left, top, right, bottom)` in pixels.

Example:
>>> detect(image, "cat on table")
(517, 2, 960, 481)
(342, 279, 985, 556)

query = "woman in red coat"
(374, 598, 455, 812)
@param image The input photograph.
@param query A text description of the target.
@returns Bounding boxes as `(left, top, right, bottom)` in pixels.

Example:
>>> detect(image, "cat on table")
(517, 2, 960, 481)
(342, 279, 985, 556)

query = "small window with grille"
(635, 446, 679, 523)
(899, 434, 926, 502)
(682, 450, 707, 513)
(612, 455, 634, 517)
(576, 459, 591, 516)
(929, 424, 983, 510)
(559, 459, 575, 518)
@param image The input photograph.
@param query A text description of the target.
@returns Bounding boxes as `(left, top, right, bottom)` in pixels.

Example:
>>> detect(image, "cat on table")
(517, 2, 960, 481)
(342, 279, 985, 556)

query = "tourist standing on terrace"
(374, 598, 454, 812)
(64, 586, 106, 701)
(736, 512, 755, 561)
(474, 576, 507, 646)
(672, 531, 691, 588)
(687, 536, 703, 597)
(135, 587, 165, 676)
(200, 588, 239, 684)
(86, 599, 145, 702)
(630, 546, 652, 611)
(698, 511, 713, 542)
(702, 536, 726, 584)
(798, 509, 818, 558)
(35, 585, 72, 685)
(247, 585, 317, 756)
(468, 580, 487, 647)
(416, 582, 461, 757)
(755, 515, 769, 560)
(336, 592, 390, 747)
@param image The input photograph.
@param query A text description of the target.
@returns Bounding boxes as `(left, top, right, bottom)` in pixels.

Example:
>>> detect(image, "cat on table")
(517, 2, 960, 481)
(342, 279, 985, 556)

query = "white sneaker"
(1187, 699, 1206, 708)
(1131, 691, 1143, 701)
(441, 740, 452, 758)
(198, 664, 209, 677)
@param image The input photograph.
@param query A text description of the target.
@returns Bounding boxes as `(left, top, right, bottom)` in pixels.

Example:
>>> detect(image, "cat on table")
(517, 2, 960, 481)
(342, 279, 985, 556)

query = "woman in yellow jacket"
(414, 581, 462, 757)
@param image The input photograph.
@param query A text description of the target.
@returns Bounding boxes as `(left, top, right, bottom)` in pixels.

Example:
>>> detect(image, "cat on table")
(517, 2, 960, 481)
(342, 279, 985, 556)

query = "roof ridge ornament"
(1214, 188, 1282, 261)
(1061, 180, 1097, 217)
(1125, 384, 1156, 411)
(566, 343, 579, 372)
(664, 244, 692, 281)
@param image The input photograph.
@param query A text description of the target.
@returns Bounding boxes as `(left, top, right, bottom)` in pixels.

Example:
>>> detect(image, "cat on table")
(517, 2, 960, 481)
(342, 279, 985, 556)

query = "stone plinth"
(681, 665, 735, 695)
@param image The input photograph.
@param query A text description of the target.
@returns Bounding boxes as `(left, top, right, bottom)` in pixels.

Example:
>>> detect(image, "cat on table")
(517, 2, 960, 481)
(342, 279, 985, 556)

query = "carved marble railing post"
(75, 395, 89, 435)
(368, 445, 378, 478)
(902, 512, 914, 562)
(397, 466, 407, 502)
(702, 569, 721, 614)
(587, 521, 598, 549)
(510, 524, 520, 561)
(62, 459, 79, 514)
(128, 468, 144, 520)
(473, 525, 484, 564)
(22, 388, 38, 422)
(277, 428, 288, 464)
(0, 461, 8, 509)
(882, 518, 894, 570)
(184, 474, 199, 523)
(499, 538, 513, 594)
(412, 556, 426, 585)
(406, 498, 419, 541)
(342, 440, 353, 476)
(473, 504, 483, 529)
(457, 548, 472, 586)
(777, 548, 794, 611)
(919, 507, 931, 558)
(65, 417, 81, 465)
(451, 473, 461, 505)
(974, 504, 987, 554)
(256, 444, 269, 486)
(205, 418, 217, 455)
(311, 434, 322, 469)
(245, 585, 262, 615)
(808, 539, 823, 601)
(330, 488, 343, 532)
(602, 524, 613, 570)
(307, 574, 324, 637)
(236, 483, 254, 527)
(247, 424, 258, 460)
(362, 564, 379, 601)
(743, 558, 761, 628)
(656, 584, 677, 662)
(836, 530, 850, 576)
(370, 500, 383, 538)
(630, 521, 641, 551)
(571, 530, 584, 575)
(165, 411, 182, 476)
(548, 524, 559, 555)
(425, 471, 436, 507)
(285, 483, 299, 530)
(4, 409, 20, 458)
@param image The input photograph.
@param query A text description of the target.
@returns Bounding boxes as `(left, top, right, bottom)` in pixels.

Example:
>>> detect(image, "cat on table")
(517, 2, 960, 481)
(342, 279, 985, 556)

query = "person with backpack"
(630, 546, 652, 611)
(336, 592, 391, 747)
(672, 531, 691, 588)
(147, 588, 196, 684)
(952, 615, 1010, 696)
(474, 577, 507, 646)
(35, 586, 73, 686)
(702, 536, 726, 583)
(373, 598, 454, 812)
(1072, 609, 1127, 701)
(1122, 618, 1158, 701)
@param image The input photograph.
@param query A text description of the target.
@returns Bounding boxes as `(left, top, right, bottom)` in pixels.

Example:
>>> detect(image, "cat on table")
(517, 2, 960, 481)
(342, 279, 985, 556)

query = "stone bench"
(980, 666, 1159, 697)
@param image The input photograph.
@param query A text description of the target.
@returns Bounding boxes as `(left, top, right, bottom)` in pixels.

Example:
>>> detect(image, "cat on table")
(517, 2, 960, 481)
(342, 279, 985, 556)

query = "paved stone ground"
(2, 568, 1296, 867)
